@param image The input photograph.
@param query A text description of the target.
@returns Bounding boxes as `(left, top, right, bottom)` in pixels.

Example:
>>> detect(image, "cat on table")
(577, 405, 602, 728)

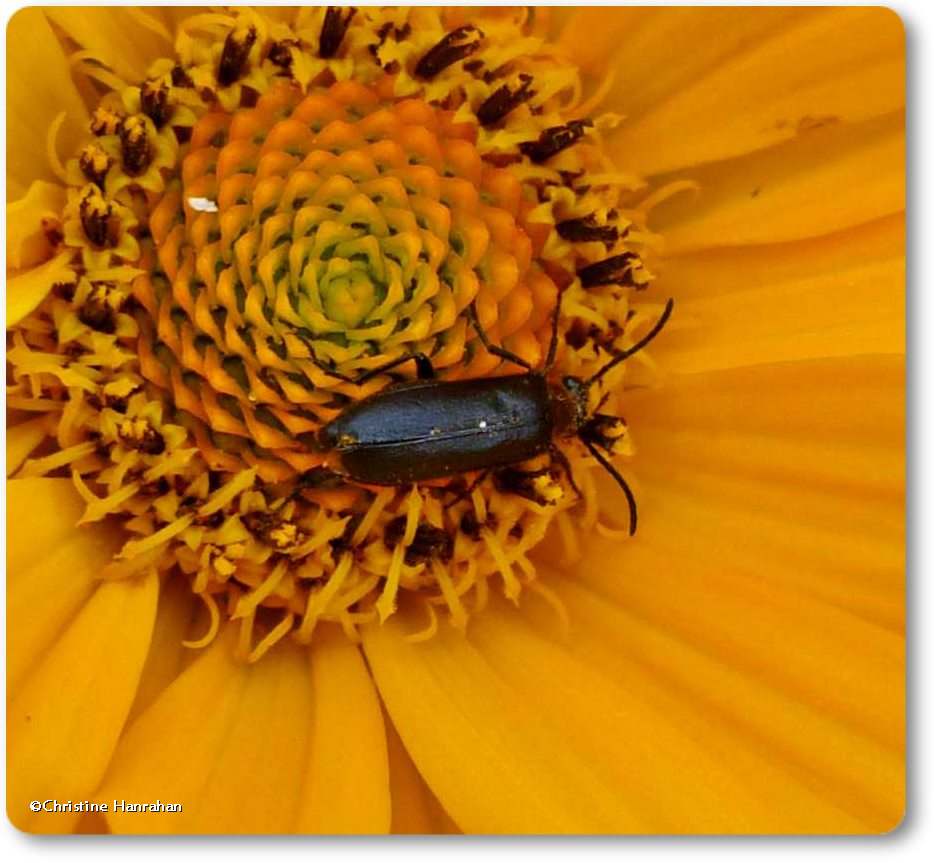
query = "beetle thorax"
(550, 376, 590, 437)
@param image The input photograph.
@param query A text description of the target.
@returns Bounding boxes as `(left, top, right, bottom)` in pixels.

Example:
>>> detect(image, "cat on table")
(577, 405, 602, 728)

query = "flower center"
(143, 80, 548, 480)
(10, 7, 668, 662)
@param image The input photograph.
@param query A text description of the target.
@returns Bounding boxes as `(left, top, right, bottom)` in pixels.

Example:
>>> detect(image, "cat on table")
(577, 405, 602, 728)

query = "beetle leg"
(413, 353, 436, 380)
(354, 352, 435, 385)
(543, 286, 567, 372)
(309, 355, 356, 383)
(441, 470, 489, 507)
(466, 302, 534, 371)
(548, 443, 582, 500)
(295, 464, 346, 490)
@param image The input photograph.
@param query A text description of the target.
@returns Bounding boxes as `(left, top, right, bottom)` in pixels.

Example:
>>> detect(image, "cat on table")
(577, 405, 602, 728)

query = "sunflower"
(6, 5, 904, 835)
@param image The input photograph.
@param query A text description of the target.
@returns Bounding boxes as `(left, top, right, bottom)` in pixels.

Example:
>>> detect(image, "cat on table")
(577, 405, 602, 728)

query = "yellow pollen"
(90, 105, 124, 136)
(532, 474, 564, 505)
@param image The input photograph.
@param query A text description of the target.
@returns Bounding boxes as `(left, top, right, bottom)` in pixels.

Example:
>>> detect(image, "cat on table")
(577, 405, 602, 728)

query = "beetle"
(314, 294, 675, 535)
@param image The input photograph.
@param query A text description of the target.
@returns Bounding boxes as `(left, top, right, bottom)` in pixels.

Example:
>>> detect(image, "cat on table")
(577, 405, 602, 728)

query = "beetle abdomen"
(319, 374, 553, 484)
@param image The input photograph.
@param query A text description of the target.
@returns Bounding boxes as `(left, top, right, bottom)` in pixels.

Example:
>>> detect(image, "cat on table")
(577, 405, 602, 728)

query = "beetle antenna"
(584, 298, 674, 389)
(582, 439, 637, 535)
(543, 286, 567, 372)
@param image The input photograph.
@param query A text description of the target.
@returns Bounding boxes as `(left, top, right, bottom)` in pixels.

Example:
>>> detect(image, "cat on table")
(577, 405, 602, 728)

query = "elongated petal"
(7, 417, 52, 476)
(6, 9, 88, 197)
(8, 570, 158, 833)
(367, 599, 858, 833)
(650, 216, 904, 373)
(604, 8, 904, 175)
(293, 627, 391, 833)
(364, 612, 639, 833)
(581, 355, 904, 733)
(559, 7, 809, 108)
(7, 251, 76, 328)
(386, 719, 459, 834)
(98, 626, 389, 834)
(525, 578, 899, 832)
(98, 631, 305, 833)
(7, 478, 124, 694)
(44, 7, 173, 83)
(650, 111, 904, 253)
(7, 180, 66, 270)
(126, 575, 199, 721)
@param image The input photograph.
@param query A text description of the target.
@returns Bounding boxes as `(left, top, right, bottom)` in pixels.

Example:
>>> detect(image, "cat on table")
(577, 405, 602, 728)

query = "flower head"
(7, 5, 904, 835)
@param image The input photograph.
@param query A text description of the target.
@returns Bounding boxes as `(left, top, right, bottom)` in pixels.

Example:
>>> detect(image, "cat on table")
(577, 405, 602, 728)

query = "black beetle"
(314, 294, 675, 535)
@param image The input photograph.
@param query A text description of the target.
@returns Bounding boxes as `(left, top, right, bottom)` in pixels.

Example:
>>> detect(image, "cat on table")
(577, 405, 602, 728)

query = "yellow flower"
(6, 6, 904, 835)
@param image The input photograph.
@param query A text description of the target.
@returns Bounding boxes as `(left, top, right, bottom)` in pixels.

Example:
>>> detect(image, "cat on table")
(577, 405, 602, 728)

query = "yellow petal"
(650, 111, 904, 253)
(365, 610, 652, 833)
(44, 6, 173, 84)
(367, 599, 860, 833)
(7, 570, 158, 833)
(6, 8, 88, 197)
(526, 577, 899, 832)
(7, 251, 76, 328)
(99, 625, 389, 834)
(386, 718, 460, 834)
(98, 630, 305, 833)
(7, 180, 66, 270)
(577, 356, 903, 745)
(7, 416, 52, 476)
(605, 8, 904, 175)
(560, 7, 808, 105)
(610, 358, 904, 649)
(7, 478, 124, 694)
(126, 574, 199, 721)
(651, 216, 904, 373)
(293, 626, 391, 834)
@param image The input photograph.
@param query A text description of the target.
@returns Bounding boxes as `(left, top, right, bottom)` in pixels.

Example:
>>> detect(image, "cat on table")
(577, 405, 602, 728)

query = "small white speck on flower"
(188, 196, 219, 213)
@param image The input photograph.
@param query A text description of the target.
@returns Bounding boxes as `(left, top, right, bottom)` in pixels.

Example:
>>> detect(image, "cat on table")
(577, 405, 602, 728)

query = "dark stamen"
(140, 79, 171, 128)
(414, 26, 483, 80)
(217, 25, 257, 86)
(137, 427, 166, 455)
(42, 218, 63, 249)
(577, 252, 640, 289)
(368, 21, 393, 58)
(171, 64, 193, 87)
(556, 215, 619, 245)
(267, 39, 298, 71)
(79, 190, 115, 248)
(385, 517, 454, 565)
(330, 512, 363, 556)
(319, 7, 356, 58)
(519, 119, 592, 163)
(477, 74, 535, 126)
(243, 510, 278, 541)
(78, 295, 117, 334)
(119, 116, 153, 175)
(459, 511, 481, 539)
